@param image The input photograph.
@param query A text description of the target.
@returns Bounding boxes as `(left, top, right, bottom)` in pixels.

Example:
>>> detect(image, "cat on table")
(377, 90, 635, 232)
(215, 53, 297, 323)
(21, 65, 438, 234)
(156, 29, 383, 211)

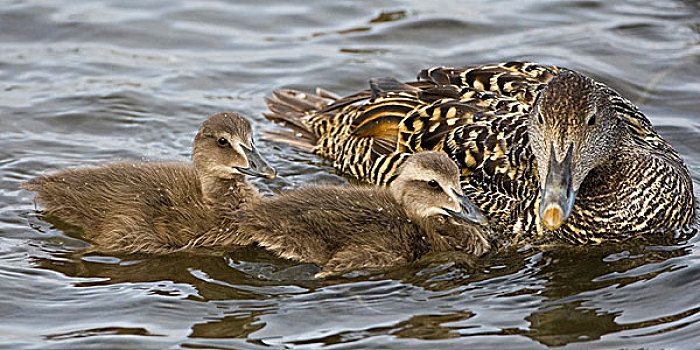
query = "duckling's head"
(192, 112, 276, 180)
(390, 152, 487, 225)
(528, 70, 624, 230)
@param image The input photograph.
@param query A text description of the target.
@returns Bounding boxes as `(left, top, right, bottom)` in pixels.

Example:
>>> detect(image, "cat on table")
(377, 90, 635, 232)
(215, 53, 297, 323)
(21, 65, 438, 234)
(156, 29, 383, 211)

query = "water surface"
(1, 0, 699, 349)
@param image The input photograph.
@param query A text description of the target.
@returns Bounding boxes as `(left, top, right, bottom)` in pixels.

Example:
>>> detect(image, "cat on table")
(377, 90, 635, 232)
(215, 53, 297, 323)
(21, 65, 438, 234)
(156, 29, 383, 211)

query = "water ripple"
(1, 0, 698, 348)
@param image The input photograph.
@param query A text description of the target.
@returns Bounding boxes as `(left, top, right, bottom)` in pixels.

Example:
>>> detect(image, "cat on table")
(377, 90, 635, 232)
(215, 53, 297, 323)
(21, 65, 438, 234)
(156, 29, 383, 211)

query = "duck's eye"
(587, 114, 596, 126)
(428, 180, 439, 188)
(216, 138, 229, 147)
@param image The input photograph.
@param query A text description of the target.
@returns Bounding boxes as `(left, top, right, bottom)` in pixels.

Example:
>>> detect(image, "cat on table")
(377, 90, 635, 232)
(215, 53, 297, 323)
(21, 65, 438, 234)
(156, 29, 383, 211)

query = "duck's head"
(193, 112, 276, 180)
(390, 151, 487, 225)
(528, 70, 624, 230)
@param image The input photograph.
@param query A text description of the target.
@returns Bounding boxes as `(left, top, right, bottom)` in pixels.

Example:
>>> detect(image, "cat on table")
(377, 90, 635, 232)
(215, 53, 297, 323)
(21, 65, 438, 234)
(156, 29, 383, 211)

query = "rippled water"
(1, 0, 699, 348)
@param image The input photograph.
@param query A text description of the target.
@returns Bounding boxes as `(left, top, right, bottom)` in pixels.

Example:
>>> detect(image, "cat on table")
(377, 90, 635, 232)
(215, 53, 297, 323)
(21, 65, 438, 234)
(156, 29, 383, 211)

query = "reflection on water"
(1, 0, 699, 348)
(22, 228, 699, 348)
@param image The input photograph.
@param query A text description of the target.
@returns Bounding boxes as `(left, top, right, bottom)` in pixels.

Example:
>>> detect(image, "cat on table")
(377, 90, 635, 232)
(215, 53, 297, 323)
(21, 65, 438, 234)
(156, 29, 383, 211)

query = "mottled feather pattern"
(264, 61, 695, 244)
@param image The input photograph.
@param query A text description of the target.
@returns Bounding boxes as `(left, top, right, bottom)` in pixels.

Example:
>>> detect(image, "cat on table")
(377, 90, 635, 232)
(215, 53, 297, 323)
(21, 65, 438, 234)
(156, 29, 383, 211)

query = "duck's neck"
(199, 173, 259, 212)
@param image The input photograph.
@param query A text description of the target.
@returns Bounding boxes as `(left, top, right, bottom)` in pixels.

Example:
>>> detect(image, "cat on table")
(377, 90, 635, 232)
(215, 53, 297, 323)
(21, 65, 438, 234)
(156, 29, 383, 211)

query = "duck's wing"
(264, 61, 558, 158)
(263, 78, 427, 175)
(417, 61, 560, 106)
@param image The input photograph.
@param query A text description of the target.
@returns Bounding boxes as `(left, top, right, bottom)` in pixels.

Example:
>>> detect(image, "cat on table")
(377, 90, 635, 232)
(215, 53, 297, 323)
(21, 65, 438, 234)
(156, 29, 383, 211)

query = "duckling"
(21, 112, 275, 253)
(263, 61, 695, 244)
(195, 151, 489, 277)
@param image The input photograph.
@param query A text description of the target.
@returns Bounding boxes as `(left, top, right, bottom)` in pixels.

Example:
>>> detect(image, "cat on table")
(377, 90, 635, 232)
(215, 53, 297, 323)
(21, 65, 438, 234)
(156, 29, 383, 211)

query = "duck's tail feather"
(19, 177, 41, 192)
(20, 174, 93, 227)
(262, 130, 315, 152)
(263, 88, 339, 150)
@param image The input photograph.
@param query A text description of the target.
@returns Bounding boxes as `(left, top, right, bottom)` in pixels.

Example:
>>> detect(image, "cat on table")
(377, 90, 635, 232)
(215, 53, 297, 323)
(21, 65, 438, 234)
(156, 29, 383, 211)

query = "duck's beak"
(236, 144, 276, 179)
(443, 188, 488, 225)
(539, 144, 576, 230)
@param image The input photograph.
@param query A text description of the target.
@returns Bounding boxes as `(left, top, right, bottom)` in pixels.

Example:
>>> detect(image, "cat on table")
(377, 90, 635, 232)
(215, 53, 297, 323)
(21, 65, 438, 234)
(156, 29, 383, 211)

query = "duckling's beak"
(443, 188, 488, 225)
(539, 143, 576, 231)
(236, 144, 276, 179)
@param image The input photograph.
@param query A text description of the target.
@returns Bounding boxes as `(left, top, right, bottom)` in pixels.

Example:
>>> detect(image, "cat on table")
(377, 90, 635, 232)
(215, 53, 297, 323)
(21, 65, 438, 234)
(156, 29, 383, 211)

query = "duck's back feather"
(232, 185, 426, 266)
(22, 162, 221, 252)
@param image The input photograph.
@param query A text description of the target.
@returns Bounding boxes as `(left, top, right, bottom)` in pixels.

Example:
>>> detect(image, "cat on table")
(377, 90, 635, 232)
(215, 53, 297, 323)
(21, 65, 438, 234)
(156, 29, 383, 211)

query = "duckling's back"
(233, 185, 430, 270)
(22, 162, 216, 252)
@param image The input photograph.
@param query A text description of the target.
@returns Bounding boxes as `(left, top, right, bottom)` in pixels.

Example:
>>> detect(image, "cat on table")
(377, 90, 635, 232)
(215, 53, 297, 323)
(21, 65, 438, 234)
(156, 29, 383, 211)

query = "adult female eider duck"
(21, 112, 275, 253)
(263, 61, 695, 244)
(192, 151, 489, 277)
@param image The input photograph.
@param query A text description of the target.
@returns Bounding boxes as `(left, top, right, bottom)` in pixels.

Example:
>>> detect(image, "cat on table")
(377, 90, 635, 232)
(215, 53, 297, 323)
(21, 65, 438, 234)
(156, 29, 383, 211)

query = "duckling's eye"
(587, 114, 596, 126)
(428, 180, 439, 188)
(216, 138, 229, 147)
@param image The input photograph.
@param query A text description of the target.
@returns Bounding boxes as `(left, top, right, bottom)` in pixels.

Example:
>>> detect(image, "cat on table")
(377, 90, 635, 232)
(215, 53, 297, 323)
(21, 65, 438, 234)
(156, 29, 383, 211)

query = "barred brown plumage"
(263, 61, 696, 244)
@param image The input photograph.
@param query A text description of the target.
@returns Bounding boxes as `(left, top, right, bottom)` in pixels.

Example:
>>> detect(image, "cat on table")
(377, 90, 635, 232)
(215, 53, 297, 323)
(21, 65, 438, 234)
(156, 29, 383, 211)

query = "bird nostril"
(250, 161, 257, 169)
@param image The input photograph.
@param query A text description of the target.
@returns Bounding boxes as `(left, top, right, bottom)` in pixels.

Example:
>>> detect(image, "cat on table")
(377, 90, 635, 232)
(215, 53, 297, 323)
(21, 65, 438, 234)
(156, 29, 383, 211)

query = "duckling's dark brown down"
(22, 163, 256, 252)
(21, 112, 274, 253)
(195, 152, 490, 276)
(234, 186, 488, 275)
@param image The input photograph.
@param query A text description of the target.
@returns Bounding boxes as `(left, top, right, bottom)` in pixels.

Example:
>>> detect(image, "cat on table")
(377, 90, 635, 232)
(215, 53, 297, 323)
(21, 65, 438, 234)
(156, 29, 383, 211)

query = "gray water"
(1, 1, 699, 349)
